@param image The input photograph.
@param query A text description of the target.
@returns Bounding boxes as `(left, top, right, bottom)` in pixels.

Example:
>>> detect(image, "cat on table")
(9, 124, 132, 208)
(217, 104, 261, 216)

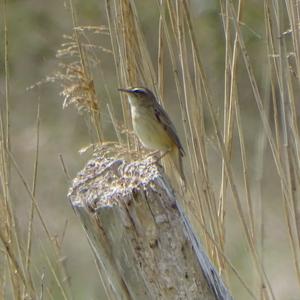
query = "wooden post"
(68, 154, 232, 300)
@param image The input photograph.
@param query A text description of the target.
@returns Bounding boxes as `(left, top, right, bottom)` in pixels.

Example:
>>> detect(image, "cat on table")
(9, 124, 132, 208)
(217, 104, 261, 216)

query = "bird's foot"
(147, 149, 171, 164)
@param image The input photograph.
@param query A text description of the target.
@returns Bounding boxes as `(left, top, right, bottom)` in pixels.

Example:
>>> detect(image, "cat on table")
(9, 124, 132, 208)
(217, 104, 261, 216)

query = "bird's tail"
(164, 147, 186, 193)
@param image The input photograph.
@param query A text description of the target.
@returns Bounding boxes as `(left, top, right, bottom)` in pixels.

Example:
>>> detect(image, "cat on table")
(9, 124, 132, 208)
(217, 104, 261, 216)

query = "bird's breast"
(131, 105, 173, 151)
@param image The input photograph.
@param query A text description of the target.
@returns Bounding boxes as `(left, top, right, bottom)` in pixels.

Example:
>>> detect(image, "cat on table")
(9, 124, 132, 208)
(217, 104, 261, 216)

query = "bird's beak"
(118, 88, 133, 94)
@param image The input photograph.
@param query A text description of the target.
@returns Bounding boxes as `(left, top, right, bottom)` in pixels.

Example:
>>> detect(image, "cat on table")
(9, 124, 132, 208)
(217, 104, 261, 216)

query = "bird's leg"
(150, 148, 172, 164)
(158, 149, 171, 160)
(146, 150, 160, 160)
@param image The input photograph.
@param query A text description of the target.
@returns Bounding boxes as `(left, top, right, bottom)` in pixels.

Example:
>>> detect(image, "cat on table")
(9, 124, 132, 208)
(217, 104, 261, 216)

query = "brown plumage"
(118, 87, 185, 185)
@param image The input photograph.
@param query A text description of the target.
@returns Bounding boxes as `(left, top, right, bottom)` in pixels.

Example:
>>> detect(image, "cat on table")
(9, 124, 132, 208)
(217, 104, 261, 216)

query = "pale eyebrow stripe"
(132, 88, 144, 93)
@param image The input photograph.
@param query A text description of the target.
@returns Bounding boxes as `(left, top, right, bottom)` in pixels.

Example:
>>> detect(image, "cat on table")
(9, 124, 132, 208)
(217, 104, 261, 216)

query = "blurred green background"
(1, 0, 298, 299)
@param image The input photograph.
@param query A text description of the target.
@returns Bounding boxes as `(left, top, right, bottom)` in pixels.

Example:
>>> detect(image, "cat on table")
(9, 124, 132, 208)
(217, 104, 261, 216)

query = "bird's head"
(118, 87, 156, 107)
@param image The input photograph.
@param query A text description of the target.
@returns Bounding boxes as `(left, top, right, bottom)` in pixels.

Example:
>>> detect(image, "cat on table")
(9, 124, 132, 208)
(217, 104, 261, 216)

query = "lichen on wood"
(68, 151, 232, 300)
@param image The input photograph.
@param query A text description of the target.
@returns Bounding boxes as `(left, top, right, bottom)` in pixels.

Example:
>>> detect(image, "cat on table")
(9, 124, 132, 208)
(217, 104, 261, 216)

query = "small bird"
(118, 87, 185, 185)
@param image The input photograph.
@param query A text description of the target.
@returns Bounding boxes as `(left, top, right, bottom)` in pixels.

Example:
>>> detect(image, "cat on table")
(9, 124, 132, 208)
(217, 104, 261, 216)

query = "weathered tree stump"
(68, 153, 232, 300)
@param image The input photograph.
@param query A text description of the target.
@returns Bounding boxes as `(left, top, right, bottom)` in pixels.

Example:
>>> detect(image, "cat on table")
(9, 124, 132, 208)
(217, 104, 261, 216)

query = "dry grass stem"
(2, 0, 300, 298)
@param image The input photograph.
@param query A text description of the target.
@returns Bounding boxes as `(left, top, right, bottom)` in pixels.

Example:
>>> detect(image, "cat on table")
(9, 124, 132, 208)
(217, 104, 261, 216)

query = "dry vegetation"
(1, 0, 300, 299)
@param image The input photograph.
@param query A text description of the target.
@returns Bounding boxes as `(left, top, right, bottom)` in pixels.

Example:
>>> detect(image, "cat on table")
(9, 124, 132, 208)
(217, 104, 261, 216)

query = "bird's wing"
(153, 103, 185, 157)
